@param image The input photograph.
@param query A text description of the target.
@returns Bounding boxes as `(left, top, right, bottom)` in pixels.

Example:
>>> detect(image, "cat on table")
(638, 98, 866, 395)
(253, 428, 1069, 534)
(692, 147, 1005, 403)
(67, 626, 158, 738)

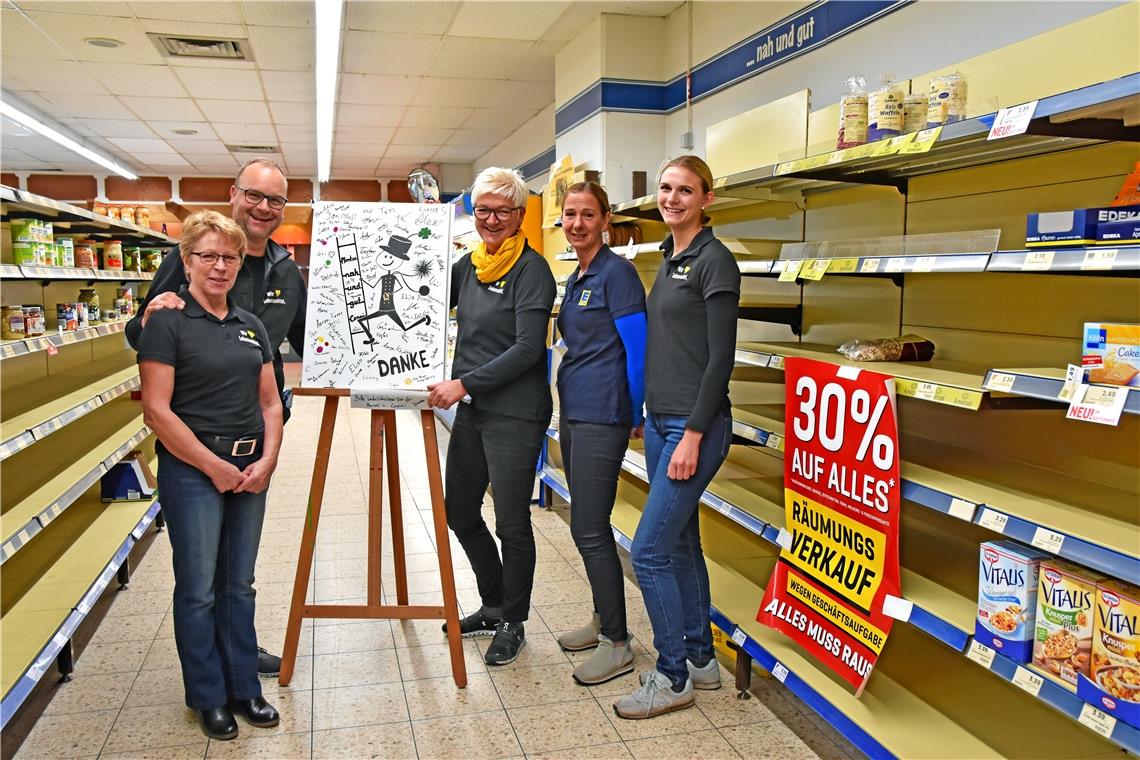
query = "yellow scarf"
(470, 231, 527, 283)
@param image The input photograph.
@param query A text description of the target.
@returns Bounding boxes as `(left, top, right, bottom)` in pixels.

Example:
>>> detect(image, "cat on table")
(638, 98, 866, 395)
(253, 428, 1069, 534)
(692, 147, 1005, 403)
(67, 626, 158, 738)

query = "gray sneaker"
(612, 670, 694, 719)
(686, 656, 722, 689)
(572, 635, 634, 685)
(557, 613, 600, 652)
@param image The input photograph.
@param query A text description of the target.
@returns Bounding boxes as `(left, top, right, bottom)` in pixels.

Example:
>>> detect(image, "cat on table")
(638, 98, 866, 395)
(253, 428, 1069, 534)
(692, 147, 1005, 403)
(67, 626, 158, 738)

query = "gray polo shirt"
(645, 226, 740, 431)
(449, 246, 556, 422)
(137, 287, 273, 437)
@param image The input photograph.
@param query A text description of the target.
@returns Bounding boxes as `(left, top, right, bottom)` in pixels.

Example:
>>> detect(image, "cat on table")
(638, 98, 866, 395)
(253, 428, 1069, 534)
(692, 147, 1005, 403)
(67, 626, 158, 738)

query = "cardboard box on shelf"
(1032, 559, 1105, 691)
(1083, 323, 1140, 386)
(1079, 579, 1140, 729)
(977, 540, 1050, 662)
(1026, 204, 1140, 247)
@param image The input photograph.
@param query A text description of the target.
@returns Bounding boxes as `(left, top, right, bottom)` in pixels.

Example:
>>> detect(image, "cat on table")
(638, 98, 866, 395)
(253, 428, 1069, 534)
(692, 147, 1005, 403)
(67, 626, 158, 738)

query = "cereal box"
(976, 541, 1049, 661)
(1032, 559, 1104, 691)
(1079, 579, 1140, 729)
(1083, 323, 1140, 387)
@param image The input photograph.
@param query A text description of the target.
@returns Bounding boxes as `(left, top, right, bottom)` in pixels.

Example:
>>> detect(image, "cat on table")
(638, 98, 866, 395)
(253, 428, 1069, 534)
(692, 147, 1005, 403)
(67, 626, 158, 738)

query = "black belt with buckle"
(198, 433, 260, 457)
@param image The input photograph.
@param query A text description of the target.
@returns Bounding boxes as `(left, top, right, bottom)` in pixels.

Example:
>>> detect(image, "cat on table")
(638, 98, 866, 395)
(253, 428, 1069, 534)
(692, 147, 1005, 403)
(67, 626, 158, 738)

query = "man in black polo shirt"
(126, 157, 305, 677)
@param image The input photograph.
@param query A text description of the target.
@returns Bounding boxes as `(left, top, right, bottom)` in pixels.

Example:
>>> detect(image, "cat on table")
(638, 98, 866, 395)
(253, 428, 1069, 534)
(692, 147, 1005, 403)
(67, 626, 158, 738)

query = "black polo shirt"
(645, 226, 740, 429)
(137, 288, 273, 437)
(556, 246, 645, 425)
(450, 246, 556, 422)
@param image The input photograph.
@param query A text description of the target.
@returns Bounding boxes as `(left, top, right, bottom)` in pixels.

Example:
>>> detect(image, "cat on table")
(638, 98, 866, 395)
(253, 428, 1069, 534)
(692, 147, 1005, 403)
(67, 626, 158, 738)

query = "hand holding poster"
(758, 358, 901, 693)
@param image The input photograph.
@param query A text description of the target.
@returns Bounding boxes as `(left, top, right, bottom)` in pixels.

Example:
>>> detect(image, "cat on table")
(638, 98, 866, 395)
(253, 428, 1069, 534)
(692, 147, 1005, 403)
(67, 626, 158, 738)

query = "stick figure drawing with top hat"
(355, 234, 431, 344)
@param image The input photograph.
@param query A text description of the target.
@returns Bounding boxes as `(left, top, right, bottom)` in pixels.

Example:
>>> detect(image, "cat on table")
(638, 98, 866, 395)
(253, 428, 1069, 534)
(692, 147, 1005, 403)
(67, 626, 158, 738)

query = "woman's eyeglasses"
(234, 184, 288, 210)
(190, 251, 243, 267)
(472, 205, 521, 221)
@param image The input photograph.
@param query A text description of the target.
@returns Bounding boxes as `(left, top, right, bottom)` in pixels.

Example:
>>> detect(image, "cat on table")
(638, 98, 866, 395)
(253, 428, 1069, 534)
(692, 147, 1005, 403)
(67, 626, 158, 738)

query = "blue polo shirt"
(556, 246, 646, 425)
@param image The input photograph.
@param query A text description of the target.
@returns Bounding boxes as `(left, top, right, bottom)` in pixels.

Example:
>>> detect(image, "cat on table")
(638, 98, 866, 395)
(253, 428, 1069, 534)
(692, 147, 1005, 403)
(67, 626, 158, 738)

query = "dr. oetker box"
(976, 540, 1050, 662)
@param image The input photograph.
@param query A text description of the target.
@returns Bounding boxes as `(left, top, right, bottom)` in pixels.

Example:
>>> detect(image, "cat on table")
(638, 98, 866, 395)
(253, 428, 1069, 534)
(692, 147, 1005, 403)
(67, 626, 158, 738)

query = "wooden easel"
(277, 388, 466, 687)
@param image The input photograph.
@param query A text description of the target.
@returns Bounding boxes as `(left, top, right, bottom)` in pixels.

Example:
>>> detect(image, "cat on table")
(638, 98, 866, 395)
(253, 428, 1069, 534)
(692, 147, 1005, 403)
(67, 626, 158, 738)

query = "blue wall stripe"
(554, 0, 912, 136)
(518, 146, 557, 182)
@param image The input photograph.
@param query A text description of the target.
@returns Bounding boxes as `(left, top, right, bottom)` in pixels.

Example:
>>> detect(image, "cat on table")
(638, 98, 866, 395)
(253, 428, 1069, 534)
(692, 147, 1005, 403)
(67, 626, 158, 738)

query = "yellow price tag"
(827, 148, 849, 165)
(843, 143, 877, 160)
(800, 259, 831, 281)
(828, 258, 859, 273)
(778, 260, 804, 282)
(895, 126, 942, 154)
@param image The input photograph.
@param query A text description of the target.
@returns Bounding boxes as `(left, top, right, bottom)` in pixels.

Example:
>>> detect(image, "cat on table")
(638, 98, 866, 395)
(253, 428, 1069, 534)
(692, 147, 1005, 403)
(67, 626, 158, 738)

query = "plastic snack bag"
(837, 334, 935, 362)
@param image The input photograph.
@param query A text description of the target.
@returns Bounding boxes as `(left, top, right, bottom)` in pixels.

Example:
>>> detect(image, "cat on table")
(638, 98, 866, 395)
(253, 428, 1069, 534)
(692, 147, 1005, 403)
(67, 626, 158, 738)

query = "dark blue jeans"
(631, 410, 732, 687)
(157, 445, 267, 710)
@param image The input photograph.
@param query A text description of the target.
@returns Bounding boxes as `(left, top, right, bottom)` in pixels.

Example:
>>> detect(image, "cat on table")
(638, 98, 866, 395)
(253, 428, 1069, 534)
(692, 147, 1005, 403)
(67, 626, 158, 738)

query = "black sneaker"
(484, 621, 525, 666)
(257, 647, 281, 678)
(442, 608, 500, 638)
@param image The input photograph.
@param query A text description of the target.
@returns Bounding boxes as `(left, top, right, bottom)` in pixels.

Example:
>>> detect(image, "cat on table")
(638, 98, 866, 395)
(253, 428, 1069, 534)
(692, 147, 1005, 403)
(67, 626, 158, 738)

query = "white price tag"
(1078, 702, 1117, 738)
(731, 628, 747, 646)
(767, 355, 785, 370)
(860, 258, 882, 273)
(966, 640, 996, 669)
(1022, 251, 1055, 271)
(882, 595, 913, 622)
(978, 508, 1009, 534)
(775, 528, 794, 551)
(914, 382, 938, 400)
(948, 498, 977, 521)
(1031, 527, 1065, 555)
(1012, 666, 1044, 696)
(766, 433, 784, 452)
(1057, 364, 1082, 403)
(912, 256, 938, 272)
(884, 257, 907, 272)
(988, 100, 1038, 140)
(1067, 384, 1127, 426)
(1081, 249, 1118, 271)
(987, 372, 1016, 393)
(771, 662, 789, 683)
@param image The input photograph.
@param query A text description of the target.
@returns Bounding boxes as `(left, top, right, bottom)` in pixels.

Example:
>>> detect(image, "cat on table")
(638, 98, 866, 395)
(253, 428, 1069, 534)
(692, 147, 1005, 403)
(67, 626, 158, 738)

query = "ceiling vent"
(148, 34, 252, 61)
(226, 144, 281, 154)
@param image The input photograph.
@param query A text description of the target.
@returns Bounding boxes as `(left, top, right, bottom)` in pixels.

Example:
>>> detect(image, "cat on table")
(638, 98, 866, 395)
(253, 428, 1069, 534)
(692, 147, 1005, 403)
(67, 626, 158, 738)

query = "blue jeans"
(157, 445, 267, 710)
(631, 410, 732, 687)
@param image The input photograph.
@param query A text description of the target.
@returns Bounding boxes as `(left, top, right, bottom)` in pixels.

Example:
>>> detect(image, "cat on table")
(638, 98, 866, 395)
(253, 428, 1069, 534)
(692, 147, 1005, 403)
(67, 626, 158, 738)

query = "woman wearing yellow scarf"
(428, 167, 556, 665)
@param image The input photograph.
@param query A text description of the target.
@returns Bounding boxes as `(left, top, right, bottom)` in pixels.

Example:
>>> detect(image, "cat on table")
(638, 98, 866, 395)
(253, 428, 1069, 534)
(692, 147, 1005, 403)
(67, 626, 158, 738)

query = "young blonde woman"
(614, 156, 740, 719)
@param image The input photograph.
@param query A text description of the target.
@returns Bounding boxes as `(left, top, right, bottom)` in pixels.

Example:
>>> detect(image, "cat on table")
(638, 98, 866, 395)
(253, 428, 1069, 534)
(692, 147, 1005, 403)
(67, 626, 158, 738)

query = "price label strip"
(1011, 666, 1044, 696)
(1031, 526, 1066, 554)
(800, 258, 831, 281)
(988, 100, 1038, 140)
(778, 259, 805, 282)
(1078, 703, 1118, 739)
(1057, 364, 1083, 403)
(767, 355, 785, 371)
(1081, 249, 1118, 271)
(895, 126, 942, 154)
(1066, 384, 1127, 426)
(912, 256, 939, 273)
(1022, 251, 1055, 271)
(859, 258, 882, 273)
(978, 508, 1009, 534)
(895, 379, 984, 410)
(731, 628, 748, 647)
(771, 662, 790, 683)
(828, 258, 859, 274)
(967, 639, 997, 669)
(986, 372, 1017, 393)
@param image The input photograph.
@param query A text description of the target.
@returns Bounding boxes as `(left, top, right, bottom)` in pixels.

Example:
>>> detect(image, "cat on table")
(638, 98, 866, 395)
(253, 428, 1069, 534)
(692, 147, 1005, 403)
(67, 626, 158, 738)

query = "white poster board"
(301, 202, 451, 398)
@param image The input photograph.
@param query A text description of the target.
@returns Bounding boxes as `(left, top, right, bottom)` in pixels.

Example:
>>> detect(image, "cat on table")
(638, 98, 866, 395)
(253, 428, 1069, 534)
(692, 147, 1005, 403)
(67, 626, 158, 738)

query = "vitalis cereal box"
(1032, 559, 1105, 691)
(976, 541, 1050, 661)
(1079, 579, 1140, 729)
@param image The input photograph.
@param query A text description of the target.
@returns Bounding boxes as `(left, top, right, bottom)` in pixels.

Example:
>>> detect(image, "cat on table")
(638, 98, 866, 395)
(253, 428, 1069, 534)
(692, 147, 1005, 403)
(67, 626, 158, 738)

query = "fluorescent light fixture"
(0, 98, 138, 180)
(315, 0, 344, 183)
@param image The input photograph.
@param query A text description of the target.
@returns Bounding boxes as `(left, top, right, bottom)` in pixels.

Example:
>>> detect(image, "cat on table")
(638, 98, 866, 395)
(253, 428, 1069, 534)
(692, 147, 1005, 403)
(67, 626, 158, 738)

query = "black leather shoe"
(484, 621, 525, 665)
(257, 646, 281, 678)
(229, 696, 280, 728)
(199, 707, 239, 740)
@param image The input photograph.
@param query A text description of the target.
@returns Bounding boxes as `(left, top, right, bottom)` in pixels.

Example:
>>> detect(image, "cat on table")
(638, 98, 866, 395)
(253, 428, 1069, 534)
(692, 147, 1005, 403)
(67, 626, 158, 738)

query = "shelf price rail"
(0, 319, 135, 362)
(0, 185, 176, 247)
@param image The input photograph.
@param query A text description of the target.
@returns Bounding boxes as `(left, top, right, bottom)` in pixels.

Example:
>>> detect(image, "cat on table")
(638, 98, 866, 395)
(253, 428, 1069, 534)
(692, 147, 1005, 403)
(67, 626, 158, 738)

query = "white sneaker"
(612, 671, 694, 719)
(686, 656, 722, 690)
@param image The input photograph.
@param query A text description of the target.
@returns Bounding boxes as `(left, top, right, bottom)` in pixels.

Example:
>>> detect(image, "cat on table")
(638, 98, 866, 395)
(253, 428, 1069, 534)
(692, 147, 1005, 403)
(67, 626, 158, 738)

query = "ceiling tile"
(3, 58, 109, 94)
(332, 159, 378, 176)
(337, 104, 405, 128)
(260, 70, 314, 102)
(514, 39, 563, 83)
(31, 92, 136, 120)
(120, 96, 205, 121)
(129, 1, 244, 23)
(24, 11, 164, 64)
(211, 123, 279, 144)
(539, 2, 602, 43)
(138, 19, 248, 39)
(432, 145, 485, 162)
(85, 62, 189, 97)
(345, 1, 459, 34)
(130, 152, 192, 168)
(411, 77, 495, 108)
(62, 118, 158, 139)
(147, 122, 220, 140)
(342, 31, 441, 76)
(375, 160, 418, 174)
(400, 105, 473, 129)
(480, 80, 553, 110)
(338, 73, 422, 105)
(449, 2, 569, 41)
(175, 67, 264, 101)
(196, 99, 272, 124)
(275, 124, 317, 142)
(335, 125, 398, 143)
(1, 8, 69, 60)
(108, 137, 180, 155)
(427, 37, 531, 79)
(269, 101, 313, 126)
(391, 127, 454, 145)
(240, 1, 314, 28)
(166, 138, 229, 154)
(447, 129, 510, 148)
(333, 143, 386, 159)
(247, 26, 314, 72)
(181, 153, 240, 169)
(461, 108, 537, 132)
(279, 141, 316, 157)
(384, 144, 440, 160)
(17, 2, 135, 17)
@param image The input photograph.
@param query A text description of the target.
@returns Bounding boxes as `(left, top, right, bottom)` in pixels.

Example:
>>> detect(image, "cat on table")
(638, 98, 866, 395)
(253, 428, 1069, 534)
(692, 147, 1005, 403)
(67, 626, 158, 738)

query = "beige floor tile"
(402, 671, 502, 721)
(265, 655, 315, 694)
(99, 741, 209, 759)
(507, 697, 619, 754)
(14, 708, 118, 759)
(254, 690, 313, 735)
(102, 704, 203, 754)
(141, 638, 183, 671)
(604, 698, 712, 742)
(488, 662, 584, 708)
(627, 727, 741, 759)
(718, 721, 820, 759)
(396, 640, 485, 681)
(312, 621, 394, 655)
(473, 631, 570, 671)
(312, 722, 416, 759)
(105, 590, 172, 618)
(585, 657, 656, 699)
(42, 673, 133, 716)
(125, 665, 186, 708)
(311, 648, 400, 689)
(694, 682, 779, 728)
(390, 617, 451, 649)
(534, 602, 596, 633)
(86, 612, 167, 647)
(532, 560, 583, 584)
(769, 711, 857, 760)
(531, 578, 594, 606)
(205, 730, 312, 759)
(525, 741, 633, 759)
(74, 639, 152, 676)
(254, 626, 315, 658)
(311, 681, 409, 730)
(412, 710, 522, 759)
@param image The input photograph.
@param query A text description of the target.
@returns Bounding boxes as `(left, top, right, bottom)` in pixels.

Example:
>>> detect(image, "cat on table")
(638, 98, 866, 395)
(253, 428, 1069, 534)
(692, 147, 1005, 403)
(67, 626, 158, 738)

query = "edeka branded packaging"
(1082, 323, 1140, 387)
(976, 540, 1050, 662)
(1026, 204, 1140, 247)
(1095, 205, 1140, 245)
(1032, 559, 1104, 691)
(1080, 579, 1140, 729)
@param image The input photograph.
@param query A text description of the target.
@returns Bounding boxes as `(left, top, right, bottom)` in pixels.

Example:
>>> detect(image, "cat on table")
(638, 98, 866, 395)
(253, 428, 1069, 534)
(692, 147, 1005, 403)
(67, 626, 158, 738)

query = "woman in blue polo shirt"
(555, 182, 647, 686)
(138, 211, 283, 741)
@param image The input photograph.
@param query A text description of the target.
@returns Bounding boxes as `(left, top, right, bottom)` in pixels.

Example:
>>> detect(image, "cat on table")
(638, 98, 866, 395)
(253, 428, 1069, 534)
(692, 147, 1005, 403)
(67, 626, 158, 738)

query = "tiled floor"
(16, 396, 861, 760)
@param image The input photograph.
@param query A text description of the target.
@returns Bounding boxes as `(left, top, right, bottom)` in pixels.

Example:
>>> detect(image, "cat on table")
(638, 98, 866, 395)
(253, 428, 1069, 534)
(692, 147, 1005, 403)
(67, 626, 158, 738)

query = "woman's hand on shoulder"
(235, 456, 277, 494)
(208, 459, 246, 492)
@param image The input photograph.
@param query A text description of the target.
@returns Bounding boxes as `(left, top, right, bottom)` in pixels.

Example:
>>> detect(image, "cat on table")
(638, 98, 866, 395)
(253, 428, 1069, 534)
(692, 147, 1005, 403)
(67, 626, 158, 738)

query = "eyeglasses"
(234, 184, 288, 210)
(190, 251, 243, 267)
(472, 205, 521, 221)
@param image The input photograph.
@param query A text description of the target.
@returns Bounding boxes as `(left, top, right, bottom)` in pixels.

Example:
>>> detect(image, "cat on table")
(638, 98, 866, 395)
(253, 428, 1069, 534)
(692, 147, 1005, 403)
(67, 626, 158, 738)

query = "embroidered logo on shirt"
(578, 289, 591, 306)
(488, 278, 507, 294)
(264, 288, 287, 305)
(237, 329, 261, 347)
(671, 265, 692, 280)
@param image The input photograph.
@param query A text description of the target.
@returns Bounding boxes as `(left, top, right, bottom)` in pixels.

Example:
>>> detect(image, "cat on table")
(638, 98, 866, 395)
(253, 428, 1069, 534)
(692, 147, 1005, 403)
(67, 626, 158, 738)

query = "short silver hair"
(471, 166, 528, 208)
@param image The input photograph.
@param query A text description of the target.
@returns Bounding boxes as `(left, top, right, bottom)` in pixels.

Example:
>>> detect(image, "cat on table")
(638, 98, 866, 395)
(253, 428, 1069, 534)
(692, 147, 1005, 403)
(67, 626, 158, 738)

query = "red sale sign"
(758, 358, 901, 694)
